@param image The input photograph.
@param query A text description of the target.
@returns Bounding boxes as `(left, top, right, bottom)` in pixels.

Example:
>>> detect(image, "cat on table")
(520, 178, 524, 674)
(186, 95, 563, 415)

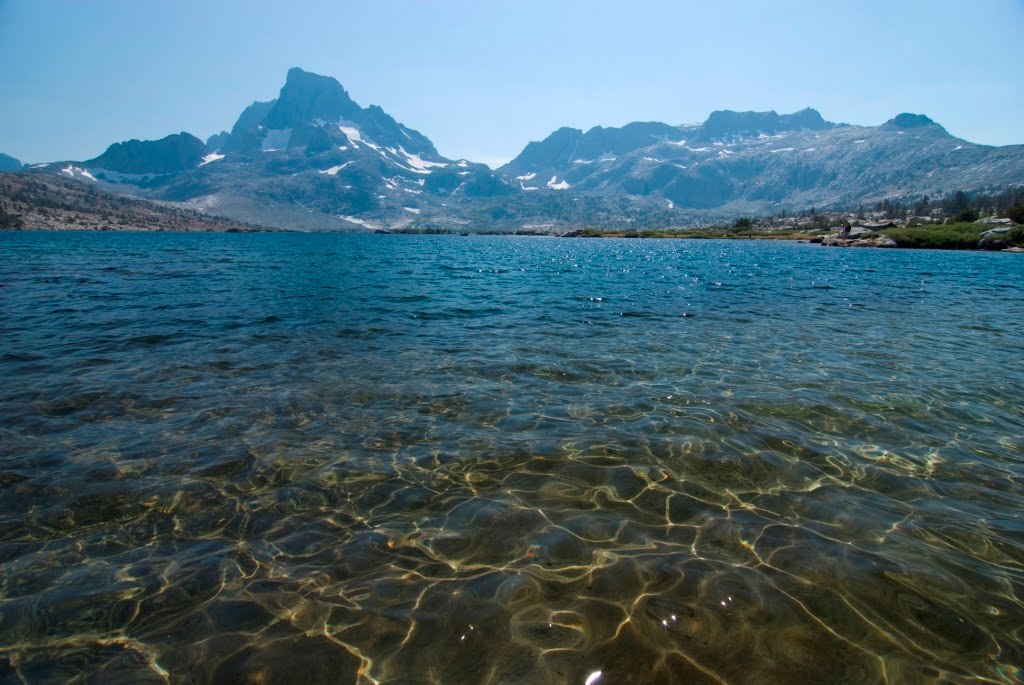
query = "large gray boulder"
(822, 233, 897, 248)
(978, 227, 1013, 250)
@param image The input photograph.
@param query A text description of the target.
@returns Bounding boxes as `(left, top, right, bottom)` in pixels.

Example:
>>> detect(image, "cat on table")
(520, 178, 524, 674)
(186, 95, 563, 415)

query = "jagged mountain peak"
(0, 153, 23, 171)
(286, 66, 326, 83)
(501, 127, 583, 173)
(205, 131, 230, 153)
(503, 122, 685, 175)
(85, 132, 206, 175)
(506, 109, 839, 175)
(885, 113, 944, 132)
(209, 69, 439, 158)
(780, 107, 832, 131)
(231, 100, 276, 136)
(263, 68, 360, 130)
(699, 108, 834, 140)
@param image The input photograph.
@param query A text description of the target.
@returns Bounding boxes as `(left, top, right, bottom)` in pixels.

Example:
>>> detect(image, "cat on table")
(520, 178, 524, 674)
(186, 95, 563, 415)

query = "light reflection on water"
(0, 232, 1022, 684)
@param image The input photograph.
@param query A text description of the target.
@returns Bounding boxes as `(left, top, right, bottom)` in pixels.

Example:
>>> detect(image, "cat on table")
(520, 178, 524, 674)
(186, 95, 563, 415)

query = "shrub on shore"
(882, 223, 1023, 250)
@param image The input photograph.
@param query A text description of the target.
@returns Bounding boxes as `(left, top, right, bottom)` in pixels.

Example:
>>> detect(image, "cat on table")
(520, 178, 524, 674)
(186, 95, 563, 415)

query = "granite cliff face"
(25, 69, 1024, 230)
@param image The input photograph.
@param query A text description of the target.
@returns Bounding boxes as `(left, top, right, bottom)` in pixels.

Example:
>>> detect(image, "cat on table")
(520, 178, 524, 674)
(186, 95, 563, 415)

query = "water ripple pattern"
(1, 232, 1023, 684)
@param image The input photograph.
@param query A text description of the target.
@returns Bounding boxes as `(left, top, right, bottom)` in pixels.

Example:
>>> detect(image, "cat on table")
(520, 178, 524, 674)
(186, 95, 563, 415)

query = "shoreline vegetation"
(6, 221, 1023, 252)
(564, 222, 1024, 251)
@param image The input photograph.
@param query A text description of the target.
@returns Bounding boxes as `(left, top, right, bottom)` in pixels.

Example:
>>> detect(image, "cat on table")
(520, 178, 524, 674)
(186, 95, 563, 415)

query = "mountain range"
(16, 67, 1024, 231)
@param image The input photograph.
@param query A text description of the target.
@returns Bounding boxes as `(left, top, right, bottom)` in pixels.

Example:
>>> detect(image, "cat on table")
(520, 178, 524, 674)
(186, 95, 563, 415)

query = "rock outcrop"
(821, 230, 898, 248)
(978, 227, 1013, 250)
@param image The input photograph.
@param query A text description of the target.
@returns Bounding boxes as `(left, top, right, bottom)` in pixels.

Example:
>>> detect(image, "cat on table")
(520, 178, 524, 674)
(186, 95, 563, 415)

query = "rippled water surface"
(1, 232, 1023, 684)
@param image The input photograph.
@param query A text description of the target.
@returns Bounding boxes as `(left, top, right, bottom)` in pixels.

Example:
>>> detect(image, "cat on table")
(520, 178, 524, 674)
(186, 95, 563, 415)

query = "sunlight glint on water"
(0, 232, 1022, 684)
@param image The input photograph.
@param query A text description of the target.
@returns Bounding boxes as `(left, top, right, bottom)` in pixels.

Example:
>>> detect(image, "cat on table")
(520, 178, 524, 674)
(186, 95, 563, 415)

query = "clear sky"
(1, 0, 1022, 167)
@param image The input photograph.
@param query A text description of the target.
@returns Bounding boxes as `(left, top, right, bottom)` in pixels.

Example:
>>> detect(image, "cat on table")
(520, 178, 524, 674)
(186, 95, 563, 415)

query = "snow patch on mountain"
(547, 176, 570, 190)
(61, 165, 96, 181)
(400, 147, 447, 171)
(319, 162, 354, 175)
(338, 125, 362, 149)
(200, 153, 226, 166)
(340, 215, 378, 228)
(338, 125, 362, 142)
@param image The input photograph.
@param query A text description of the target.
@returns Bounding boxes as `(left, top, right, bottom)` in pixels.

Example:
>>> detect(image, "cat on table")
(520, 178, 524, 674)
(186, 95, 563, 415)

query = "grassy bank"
(881, 223, 1024, 250)
(571, 223, 1023, 250)
(574, 227, 819, 240)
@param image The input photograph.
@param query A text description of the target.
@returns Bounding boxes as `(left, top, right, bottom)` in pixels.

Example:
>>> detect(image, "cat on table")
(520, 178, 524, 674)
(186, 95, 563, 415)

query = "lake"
(1, 232, 1022, 684)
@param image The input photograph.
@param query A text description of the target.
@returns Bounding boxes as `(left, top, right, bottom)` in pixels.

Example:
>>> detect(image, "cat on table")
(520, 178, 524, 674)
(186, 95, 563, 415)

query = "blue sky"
(1, 0, 1022, 167)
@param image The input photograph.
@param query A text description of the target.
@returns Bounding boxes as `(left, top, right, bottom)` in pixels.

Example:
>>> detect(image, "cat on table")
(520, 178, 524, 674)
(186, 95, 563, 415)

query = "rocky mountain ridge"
(0, 172, 269, 232)
(500, 110, 1024, 218)
(21, 68, 1024, 231)
(0, 153, 23, 171)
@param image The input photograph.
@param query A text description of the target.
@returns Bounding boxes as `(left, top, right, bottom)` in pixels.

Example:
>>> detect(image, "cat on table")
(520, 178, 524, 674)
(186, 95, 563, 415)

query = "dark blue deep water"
(1, 232, 1023, 684)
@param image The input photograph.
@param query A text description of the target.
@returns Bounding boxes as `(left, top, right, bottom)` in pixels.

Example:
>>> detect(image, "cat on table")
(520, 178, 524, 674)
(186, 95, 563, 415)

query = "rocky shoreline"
(818, 223, 1022, 251)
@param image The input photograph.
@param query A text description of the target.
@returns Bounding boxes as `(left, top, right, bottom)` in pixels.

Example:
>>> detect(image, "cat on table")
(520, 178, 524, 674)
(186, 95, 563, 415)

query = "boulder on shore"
(822, 233, 897, 248)
(975, 217, 1015, 227)
(978, 227, 1012, 250)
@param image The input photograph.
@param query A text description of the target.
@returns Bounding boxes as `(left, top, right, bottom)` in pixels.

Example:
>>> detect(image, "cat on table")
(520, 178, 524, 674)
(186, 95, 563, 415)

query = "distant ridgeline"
(0, 153, 23, 172)
(13, 67, 1024, 231)
(0, 172, 268, 232)
(730, 185, 1024, 229)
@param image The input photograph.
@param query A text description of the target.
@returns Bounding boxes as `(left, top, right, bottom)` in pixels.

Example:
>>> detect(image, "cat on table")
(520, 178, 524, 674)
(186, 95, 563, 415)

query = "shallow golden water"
(0, 233, 1022, 683)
